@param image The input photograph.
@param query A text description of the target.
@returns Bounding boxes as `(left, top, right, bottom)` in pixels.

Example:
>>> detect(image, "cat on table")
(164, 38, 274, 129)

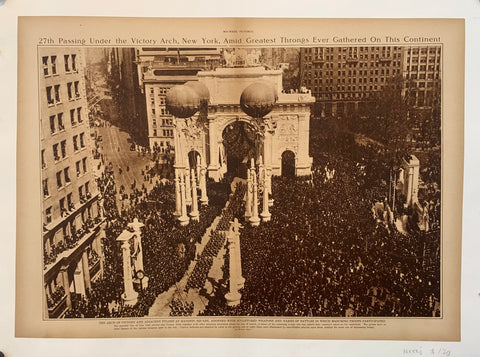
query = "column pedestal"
(245, 167, 252, 219)
(185, 169, 192, 206)
(189, 169, 199, 221)
(174, 168, 182, 216)
(199, 156, 209, 205)
(178, 173, 190, 226)
(225, 291, 242, 307)
(249, 171, 260, 227)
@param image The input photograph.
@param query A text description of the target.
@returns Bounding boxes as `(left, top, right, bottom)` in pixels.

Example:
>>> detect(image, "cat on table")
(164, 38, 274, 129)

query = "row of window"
(43, 158, 88, 197)
(406, 48, 441, 55)
(42, 54, 78, 77)
(310, 68, 398, 77)
(407, 73, 440, 80)
(313, 92, 374, 100)
(152, 129, 173, 137)
(407, 56, 439, 63)
(309, 76, 386, 86)
(305, 60, 402, 70)
(305, 53, 401, 62)
(46, 81, 81, 106)
(307, 68, 399, 77)
(48, 107, 83, 134)
(149, 87, 168, 95)
(44, 181, 91, 223)
(305, 47, 440, 56)
(406, 65, 440, 72)
(304, 46, 402, 53)
(151, 107, 170, 116)
(310, 84, 389, 93)
(151, 118, 173, 128)
(43, 133, 86, 165)
(304, 74, 400, 86)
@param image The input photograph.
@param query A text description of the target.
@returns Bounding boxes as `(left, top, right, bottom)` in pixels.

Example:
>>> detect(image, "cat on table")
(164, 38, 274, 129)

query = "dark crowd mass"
(65, 162, 229, 318)
(65, 118, 440, 319)
(200, 121, 440, 317)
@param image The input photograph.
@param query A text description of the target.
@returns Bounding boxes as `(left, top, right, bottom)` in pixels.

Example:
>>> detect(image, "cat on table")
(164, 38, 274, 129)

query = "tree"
(369, 76, 412, 159)
(351, 76, 414, 208)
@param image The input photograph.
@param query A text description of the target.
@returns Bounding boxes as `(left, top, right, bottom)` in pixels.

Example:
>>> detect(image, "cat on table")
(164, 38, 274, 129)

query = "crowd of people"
(169, 299, 195, 317)
(46, 286, 66, 308)
(63, 114, 441, 319)
(44, 215, 102, 268)
(200, 124, 441, 317)
(185, 182, 245, 291)
(64, 159, 231, 318)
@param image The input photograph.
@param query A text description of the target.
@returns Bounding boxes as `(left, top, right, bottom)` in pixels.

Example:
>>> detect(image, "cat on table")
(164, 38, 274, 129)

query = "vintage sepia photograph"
(16, 17, 464, 340)
(39, 45, 442, 319)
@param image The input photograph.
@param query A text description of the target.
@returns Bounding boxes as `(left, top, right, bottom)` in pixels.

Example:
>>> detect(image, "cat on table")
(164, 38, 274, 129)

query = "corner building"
(39, 48, 104, 318)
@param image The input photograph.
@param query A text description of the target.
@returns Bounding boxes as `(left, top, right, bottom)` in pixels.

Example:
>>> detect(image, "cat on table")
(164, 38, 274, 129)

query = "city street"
(95, 111, 157, 210)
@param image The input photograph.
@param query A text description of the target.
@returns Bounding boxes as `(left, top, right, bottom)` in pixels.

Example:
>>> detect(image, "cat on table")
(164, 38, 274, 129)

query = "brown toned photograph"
(40, 45, 442, 319)
(16, 17, 464, 340)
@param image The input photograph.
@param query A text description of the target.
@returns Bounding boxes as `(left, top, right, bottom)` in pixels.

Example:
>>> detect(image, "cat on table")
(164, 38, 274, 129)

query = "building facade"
(299, 45, 442, 117)
(39, 48, 104, 318)
(135, 47, 222, 151)
(402, 46, 442, 107)
(300, 46, 404, 117)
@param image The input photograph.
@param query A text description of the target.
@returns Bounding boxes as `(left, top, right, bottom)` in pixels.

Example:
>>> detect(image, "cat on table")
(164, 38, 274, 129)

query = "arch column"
(185, 169, 192, 206)
(260, 163, 271, 222)
(199, 156, 209, 205)
(189, 169, 200, 221)
(263, 129, 273, 205)
(245, 163, 253, 219)
(249, 167, 260, 227)
(174, 169, 182, 216)
(173, 117, 187, 215)
(178, 173, 190, 226)
(296, 113, 313, 176)
(207, 116, 221, 181)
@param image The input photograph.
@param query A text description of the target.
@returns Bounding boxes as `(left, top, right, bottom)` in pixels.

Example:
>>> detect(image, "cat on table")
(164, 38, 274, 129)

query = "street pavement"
(96, 121, 157, 210)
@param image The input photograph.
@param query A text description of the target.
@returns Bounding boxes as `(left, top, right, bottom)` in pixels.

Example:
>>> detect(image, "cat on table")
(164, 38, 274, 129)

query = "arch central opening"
(221, 120, 261, 180)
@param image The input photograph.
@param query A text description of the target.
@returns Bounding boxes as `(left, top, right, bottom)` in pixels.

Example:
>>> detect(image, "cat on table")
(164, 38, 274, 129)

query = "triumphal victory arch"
(166, 49, 315, 224)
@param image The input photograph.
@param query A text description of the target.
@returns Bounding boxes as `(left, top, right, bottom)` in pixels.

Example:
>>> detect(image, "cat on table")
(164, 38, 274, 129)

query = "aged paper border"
(16, 17, 464, 340)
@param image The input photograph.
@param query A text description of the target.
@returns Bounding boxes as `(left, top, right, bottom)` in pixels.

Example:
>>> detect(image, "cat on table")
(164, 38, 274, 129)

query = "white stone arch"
(216, 115, 264, 138)
(208, 114, 266, 181)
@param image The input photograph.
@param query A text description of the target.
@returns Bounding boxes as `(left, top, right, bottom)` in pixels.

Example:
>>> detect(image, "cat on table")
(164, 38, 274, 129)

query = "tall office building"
(299, 45, 442, 117)
(39, 48, 104, 318)
(402, 46, 442, 107)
